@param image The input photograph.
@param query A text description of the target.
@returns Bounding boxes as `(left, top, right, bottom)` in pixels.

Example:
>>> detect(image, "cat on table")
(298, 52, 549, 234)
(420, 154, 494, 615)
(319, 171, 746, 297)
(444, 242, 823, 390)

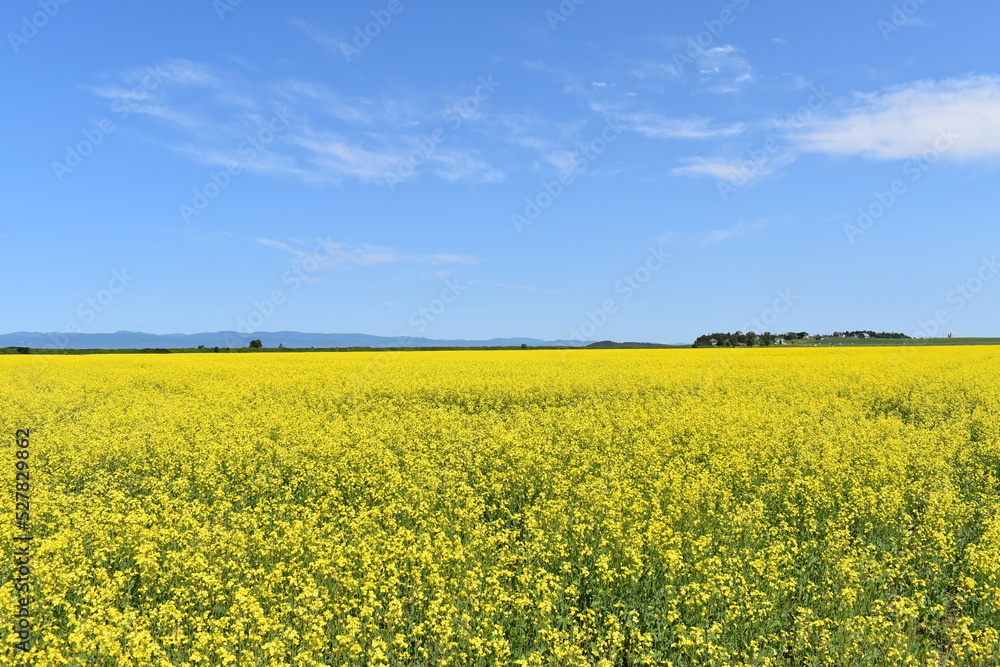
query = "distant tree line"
(693, 331, 812, 347)
(694, 330, 912, 347)
(832, 331, 911, 339)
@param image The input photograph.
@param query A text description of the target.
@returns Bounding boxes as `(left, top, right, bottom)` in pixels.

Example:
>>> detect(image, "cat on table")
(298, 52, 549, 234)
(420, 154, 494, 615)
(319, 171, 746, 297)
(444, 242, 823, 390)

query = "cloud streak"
(620, 112, 744, 139)
(87, 59, 506, 188)
(671, 153, 797, 184)
(657, 218, 783, 248)
(255, 238, 480, 268)
(795, 75, 1000, 160)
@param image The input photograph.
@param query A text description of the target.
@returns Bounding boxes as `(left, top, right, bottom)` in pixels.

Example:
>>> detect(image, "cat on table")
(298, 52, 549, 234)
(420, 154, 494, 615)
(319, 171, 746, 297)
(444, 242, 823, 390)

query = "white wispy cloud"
(671, 153, 797, 183)
(628, 58, 682, 81)
(628, 43, 754, 93)
(87, 61, 228, 134)
(110, 59, 222, 89)
(494, 282, 565, 295)
(274, 80, 378, 125)
(671, 157, 751, 180)
(255, 238, 480, 267)
(290, 131, 400, 183)
(422, 253, 480, 265)
(656, 218, 783, 248)
(485, 113, 590, 173)
(274, 79, 425, 128)
(87, 59, 506, 188)
(287, 129, 505, 186)
(617, 111, 744, 140)
(86, 58, 283, 152)
(703, 218, 778, 246)
(288, 18, 342, 54)
(430, 150, 506, 183)
(695, 45, 753, 94)
(255, 238, 294, 252)
(795, 75, 1000, 160)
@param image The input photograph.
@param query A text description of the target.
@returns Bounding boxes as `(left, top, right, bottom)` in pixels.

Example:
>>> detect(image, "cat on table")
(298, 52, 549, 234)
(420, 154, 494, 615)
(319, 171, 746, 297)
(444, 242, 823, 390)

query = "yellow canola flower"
(0, 347, 998, 665)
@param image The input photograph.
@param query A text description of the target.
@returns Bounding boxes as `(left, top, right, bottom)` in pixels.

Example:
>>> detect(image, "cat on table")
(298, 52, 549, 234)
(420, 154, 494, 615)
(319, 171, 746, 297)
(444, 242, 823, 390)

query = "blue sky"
(3, 0, 999, 344)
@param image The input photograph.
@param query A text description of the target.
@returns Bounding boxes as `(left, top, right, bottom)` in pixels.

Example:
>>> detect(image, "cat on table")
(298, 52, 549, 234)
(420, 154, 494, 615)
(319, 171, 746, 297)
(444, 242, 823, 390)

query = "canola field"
(2, 347, 1000, 666)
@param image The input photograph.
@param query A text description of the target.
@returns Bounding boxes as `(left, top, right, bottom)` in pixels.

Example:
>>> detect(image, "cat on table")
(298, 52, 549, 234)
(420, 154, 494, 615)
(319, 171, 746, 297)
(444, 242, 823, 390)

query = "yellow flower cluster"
(2, 347, 999, 665)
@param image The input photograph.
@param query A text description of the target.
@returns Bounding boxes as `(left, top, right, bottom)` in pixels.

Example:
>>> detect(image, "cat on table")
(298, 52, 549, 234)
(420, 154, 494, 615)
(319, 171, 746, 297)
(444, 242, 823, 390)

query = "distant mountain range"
(0, 331, 594, 350)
